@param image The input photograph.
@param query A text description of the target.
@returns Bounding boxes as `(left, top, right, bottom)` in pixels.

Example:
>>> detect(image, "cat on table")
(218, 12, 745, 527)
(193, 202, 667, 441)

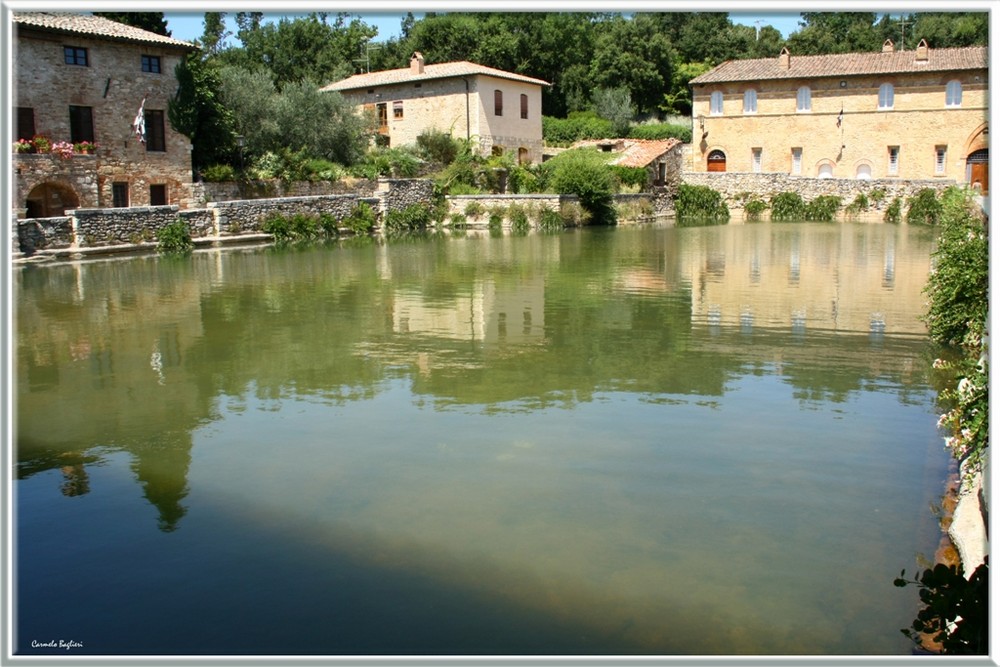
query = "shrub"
(261, 212, 292, 241)
(804, 195, 842, 222)
(907, 188, 944, 225)
(416, 129, 460, 166)
(770, 191, 806, 221)
(448, 213, 467, 228)
(385, 203, 433, 232)
(157, 219, 193, 253)
(538, 207, 565, 231)
(610, 166, 648, 192)
(884, 197, 903, 224)
(202, 164, 237, 182)
(559, 201, 589, 226)
(289, 212, 321, 239)
(542, 149, 616, 224)
(542, 112, 614, 146)
(845, 193, 870, 218)
(743, 197, 769, 221)
(508, 203, 530, 232)
(675, 183, 729, 223)
(508, 165, 541, 194)
(868, 187, 887, 203)
(628, 122, 692, 143)
(487, 206, 505, 229)
(343, 202, 376, 234)
(464, 201, 485, 218)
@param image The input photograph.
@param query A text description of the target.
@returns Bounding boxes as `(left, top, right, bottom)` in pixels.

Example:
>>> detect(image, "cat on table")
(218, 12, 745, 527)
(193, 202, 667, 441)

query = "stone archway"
(707, 150, 727, 172)
(25, 181, 80, 218)
(967, 149, 988, 194)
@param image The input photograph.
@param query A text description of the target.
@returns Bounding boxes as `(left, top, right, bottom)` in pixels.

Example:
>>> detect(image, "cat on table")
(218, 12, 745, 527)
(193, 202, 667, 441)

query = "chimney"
(778, 47, 790, 70)
(882, 39, 894, 53)
(410, 51, 425, 74)
(915, 39, 929, 61)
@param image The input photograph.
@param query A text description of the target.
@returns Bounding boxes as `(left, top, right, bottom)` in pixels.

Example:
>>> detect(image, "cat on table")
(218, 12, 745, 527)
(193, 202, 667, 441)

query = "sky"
(161, 11, 806, 46)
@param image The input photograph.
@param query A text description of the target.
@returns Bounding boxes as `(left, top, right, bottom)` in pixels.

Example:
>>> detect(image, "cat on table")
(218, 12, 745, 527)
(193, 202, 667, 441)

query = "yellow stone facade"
(689, 43, 988, 190)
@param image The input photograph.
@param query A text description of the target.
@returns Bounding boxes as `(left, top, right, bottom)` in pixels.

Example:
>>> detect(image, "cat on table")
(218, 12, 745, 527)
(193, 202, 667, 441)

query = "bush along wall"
(895, 186, 989, 655)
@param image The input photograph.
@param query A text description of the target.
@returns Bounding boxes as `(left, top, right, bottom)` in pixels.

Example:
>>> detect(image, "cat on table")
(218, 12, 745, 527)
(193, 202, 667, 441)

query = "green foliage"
(770, 192, 807, 221)
(169, 52, 237, 172)
(157, 219, 193, 253)
(488, 206, 505, 229)
(906, 188, 944, 225)
(675, 184, 729, 223)
(538, 207, 565, 231)
(463, 201, 485, 218)
(541, 149, 616, 224)
(894, 559, 988, 654)
(804, 195, 842, 222)
(342, 202, 376, 234)
(591, 86, 635, 137)
(743, 196, 769, 221)
(609, 166, 649, 192)
(884, 197, 903, 224)
(542, 112, 614, 146)
(628, 123, 692, 143)
(416, 129, 461, 166)
(845, 193, 870, 217)
(385, 204, 433, 233)
(507, 165, 541, 194)
(507, 203, 530, 232)
(868, 188, 886, 203)
(201, 164, 238, 182)
(351, 146, 424, 179)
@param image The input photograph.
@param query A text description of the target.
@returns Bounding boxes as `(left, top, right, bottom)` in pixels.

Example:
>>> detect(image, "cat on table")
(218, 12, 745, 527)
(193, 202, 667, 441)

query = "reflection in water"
(15, 223, 946, 655)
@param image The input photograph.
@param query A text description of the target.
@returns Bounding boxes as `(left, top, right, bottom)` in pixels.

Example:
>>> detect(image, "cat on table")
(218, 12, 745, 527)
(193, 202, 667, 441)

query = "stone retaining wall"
(378, 178, 436, 214)
(200, 178, 377, 202)
(73, 206, 214, 247)
(208, 194, 379, 235)
(682, 172, 957, 211)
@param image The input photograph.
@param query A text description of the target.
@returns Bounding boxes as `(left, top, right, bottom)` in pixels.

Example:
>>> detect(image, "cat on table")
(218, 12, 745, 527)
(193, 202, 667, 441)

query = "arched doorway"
(25, 182, 80, 218)
(707, 150, 726, 172)
(967, 149, 988, 194)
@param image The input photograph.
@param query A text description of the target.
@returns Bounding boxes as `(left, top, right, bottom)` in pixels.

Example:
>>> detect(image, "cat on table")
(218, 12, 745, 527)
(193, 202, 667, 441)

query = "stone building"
(571, 138, 684, 190)
(321, 52, 550, 164)
(12, 12, 198, 216)
(688, 40, 989, 192)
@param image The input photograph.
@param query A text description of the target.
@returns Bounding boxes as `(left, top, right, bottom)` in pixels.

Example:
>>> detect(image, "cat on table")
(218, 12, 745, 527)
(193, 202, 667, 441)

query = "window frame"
(150, 184, 167, 206)
(112, 182, 129, 208)
(935, 146, 947, 175)
(878, 83, 894, 110)
(69, 105, 95, 144)
(141, 55, 161, 74)
(494, 90, 503, 116)
(791, 147, 802, 175)
(392, 100, 403, 120)
(945, 80, 962, 108)
(888, 146, 900, 175)
(796, 86, 811, 112)
(17, 107, 35, 141)
(743, 89, 758, 114)
(709, 91, 724, 115)
(520, 93, 528, 119)
(751, 147, 762, 173)
(64, 46, 88, 66)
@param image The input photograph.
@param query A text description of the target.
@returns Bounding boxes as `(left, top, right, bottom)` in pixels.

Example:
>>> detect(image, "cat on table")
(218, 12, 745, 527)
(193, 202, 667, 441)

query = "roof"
(570, 138, 682, 168)
(690, 45, 987, 85)
(13, 12, 197, 50)
(321, 60, 550, 92)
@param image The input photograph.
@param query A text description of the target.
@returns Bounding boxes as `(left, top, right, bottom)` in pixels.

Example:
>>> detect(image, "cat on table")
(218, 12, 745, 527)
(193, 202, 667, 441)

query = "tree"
(94, 12, 170, 36)
(588, 14, 674, 115)
(591, 87, 634, 137)
(542, 149, 616, 224)
(786, 13, 880, 55)
(199, 12, 230, 54)
(169, 53, 237, 173)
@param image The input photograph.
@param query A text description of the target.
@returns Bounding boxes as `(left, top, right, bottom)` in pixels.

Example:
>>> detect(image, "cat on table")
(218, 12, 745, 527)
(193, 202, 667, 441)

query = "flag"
(132, 97, 146, 143)
(836, 107, 843, 128)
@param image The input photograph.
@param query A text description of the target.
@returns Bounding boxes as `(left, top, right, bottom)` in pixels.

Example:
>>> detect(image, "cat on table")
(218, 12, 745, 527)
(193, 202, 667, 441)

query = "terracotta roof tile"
(322, 60, 550, 92)
(14, 12, 196, 50)
(569, 138, 681, 168)
(690, 45, 987, 85)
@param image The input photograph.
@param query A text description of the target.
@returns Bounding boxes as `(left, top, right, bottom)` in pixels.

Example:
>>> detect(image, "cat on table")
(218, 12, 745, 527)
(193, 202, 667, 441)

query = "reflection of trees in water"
(16, 227, 938, 530)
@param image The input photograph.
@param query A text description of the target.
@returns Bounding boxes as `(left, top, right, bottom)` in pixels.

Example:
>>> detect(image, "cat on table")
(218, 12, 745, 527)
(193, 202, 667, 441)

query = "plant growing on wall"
(884, 197, 903, 223)
(907, 188, 944, 225)
(675, 183, 729, 223)
(770, 192, 806, 221)
(157, 219, 194, 253)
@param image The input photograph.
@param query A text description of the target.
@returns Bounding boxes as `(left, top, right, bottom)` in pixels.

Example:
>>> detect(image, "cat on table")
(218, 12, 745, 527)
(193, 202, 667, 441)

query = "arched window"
(796, 86, 811, 112)
(743, 89, 757, 114)
(710, 91, 724, 115)
(946, 80, 962, 107)
(707, 149, 727, 172)
(518, 147, 529, 165)
(878, 83, 894, 109)
(855, 164, 872, 180)
(818, 163, 834, 179)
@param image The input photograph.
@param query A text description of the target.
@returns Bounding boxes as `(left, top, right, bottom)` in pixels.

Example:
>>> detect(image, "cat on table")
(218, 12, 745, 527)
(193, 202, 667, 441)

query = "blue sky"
(162, 12, 806, 46)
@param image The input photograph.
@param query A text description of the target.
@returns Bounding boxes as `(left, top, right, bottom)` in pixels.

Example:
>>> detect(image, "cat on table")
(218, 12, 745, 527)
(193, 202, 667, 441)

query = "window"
(376, 102, 388, 130)
(64, 46, 88, 66)
(791, 147, 802, 175)
(888, 146, 899, 175)
(935, 146, 947, 175)
(112, 183, 129, 208)
(743, 89, 757, 114)
(818, 163, 834, 179)
(17, 107, 35, 141)
(494, 90, 503, 116)
(751, 147, 762, 173)
(518, 147, 529, 165)
(141, 55, 161, 73)
(946, 80, 962, 107)
(710, 91, 723, 115)
(796, 86, 811, 112)
(69, 106, 94, 143)
(878, 83, 894, 109)
(393, 100, 403, 119)
(150, 184, 167, 206)
(144, 109, 165, 152)
(856, 164, 872, 180)
(520, 93, 528, 119)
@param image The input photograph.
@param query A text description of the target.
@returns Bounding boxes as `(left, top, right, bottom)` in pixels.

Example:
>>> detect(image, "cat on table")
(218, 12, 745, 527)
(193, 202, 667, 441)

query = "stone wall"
(445, 194, 572, 228)
(378, 179, 436, 215)
(682, 171, 957, 212)
(16, 216, 74, 254)
(200, 178, 378, 203)
(208, 194, 381, 235)
(74, 206, 213, 247)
